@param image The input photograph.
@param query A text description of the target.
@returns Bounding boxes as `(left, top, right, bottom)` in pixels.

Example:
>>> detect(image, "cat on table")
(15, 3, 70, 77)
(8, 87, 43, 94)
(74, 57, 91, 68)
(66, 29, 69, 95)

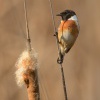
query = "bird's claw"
(57, 57, 63, 64)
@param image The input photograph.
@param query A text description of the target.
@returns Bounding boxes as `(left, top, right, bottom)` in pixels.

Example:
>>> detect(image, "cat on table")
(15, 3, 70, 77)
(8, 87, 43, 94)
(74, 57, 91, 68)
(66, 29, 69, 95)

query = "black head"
(57, 10, 76, 20)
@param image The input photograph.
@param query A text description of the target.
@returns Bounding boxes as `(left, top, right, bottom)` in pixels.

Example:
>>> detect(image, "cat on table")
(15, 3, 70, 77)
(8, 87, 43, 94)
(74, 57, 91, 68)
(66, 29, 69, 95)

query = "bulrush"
(15, 50, 39, 100)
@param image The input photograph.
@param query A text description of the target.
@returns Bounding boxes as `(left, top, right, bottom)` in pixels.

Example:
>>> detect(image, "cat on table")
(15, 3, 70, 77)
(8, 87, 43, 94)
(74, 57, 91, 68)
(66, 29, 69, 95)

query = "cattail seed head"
(15, 50, 38, 86)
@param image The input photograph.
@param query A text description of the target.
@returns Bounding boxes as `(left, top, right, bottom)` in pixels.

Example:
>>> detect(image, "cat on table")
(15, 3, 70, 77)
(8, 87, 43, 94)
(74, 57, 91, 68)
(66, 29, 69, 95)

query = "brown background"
(0, 0, 100, 100)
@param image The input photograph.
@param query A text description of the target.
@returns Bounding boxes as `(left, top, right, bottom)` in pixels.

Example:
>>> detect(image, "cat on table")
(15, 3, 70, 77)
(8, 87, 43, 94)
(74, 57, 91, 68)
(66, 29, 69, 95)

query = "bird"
(56, 10, 80, 64)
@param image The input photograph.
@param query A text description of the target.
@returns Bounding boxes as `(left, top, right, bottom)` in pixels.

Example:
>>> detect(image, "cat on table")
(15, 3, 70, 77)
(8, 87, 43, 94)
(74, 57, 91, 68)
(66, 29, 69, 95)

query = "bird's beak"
(56, 13, 62, 16)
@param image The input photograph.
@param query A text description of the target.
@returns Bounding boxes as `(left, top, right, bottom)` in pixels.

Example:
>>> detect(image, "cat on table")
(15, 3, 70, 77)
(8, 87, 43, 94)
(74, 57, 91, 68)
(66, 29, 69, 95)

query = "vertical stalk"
(24, 0, 31, 51)
(48, 0, 68, 100)
(23, 0, 40, 100)
(60, 65, 68, 100)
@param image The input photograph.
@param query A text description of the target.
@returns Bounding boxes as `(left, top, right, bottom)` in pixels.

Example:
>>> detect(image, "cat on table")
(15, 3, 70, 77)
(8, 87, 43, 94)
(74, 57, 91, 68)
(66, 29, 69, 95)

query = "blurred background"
(0, 0, 100, 100)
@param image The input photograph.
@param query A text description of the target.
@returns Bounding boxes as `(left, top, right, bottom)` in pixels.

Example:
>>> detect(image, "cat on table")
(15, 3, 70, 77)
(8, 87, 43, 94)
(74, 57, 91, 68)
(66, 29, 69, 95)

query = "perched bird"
(56, 10, 80, 64)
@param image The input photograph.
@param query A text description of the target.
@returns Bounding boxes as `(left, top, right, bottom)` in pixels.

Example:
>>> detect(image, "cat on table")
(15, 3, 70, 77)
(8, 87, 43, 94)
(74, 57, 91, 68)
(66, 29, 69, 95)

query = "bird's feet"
(57, 57, 63, 64)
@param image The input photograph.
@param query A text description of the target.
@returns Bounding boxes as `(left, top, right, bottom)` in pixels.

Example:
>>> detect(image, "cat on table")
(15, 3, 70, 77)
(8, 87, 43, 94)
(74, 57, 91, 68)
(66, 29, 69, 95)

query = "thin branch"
(60, 64, 68, 100)
(24, 0, 31, 51)
(48, 0, 61, 61)
(48, 0, 68, 100)
(48, 0, 57, 35)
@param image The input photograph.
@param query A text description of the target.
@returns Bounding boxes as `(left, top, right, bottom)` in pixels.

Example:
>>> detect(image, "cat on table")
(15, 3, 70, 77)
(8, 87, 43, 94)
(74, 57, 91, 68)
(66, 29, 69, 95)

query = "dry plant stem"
(24, 0, 31, 51)
(27, 38, 31, 51)
(48, 0, 68, 100)
(24, 69, 40, 100)
(60, 65, 68, 100)
(24, 0, 40, 99)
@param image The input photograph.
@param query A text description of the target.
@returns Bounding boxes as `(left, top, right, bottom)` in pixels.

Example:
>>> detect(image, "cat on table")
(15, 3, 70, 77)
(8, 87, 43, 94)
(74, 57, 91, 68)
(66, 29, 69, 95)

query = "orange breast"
(58, 20, 79, 38)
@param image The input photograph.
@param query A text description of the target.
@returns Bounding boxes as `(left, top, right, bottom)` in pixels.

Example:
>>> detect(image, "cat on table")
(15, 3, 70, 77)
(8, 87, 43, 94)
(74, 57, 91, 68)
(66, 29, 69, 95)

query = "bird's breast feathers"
(58, 20, 79, 43)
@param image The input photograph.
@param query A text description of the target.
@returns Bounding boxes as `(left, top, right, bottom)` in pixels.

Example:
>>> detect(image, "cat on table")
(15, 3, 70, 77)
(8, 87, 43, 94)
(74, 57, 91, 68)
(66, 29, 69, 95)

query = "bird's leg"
(57, 52, 64, 64)
(54, 32, 63, 64)
(57, 45, 64, 64)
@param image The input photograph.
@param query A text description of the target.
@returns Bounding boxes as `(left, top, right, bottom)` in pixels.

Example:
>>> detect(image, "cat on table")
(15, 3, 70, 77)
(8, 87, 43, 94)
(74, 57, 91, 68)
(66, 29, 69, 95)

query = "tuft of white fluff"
(15, 50, 38, 87)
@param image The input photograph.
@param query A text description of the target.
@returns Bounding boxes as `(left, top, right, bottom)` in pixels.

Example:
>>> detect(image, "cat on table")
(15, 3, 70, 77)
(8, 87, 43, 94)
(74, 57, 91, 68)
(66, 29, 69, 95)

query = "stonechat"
(56, 10, 80, 64)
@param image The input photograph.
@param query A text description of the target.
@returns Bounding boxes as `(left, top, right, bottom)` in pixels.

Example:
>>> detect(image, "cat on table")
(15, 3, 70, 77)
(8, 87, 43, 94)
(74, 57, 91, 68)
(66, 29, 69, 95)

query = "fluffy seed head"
(15, 50, 38, 86)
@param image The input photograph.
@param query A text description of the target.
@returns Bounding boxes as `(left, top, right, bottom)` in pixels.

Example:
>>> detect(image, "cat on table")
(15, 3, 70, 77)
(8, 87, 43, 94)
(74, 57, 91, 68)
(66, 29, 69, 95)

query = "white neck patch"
(68, 15, 79, 30)
(68, 15, 78, 21)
